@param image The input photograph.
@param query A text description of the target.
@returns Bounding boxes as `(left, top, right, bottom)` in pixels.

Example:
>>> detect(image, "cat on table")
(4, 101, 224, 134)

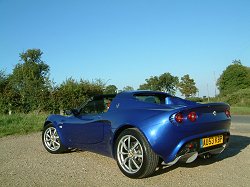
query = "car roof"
(117, 90, 171, 97)
(93, 94, 117, 100)
(93, 90, 171, 100)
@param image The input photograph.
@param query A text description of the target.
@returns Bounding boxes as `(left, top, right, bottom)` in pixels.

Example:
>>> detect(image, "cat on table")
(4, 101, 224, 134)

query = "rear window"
(134, 93, 195, 106)
(134, 94, 166, 104)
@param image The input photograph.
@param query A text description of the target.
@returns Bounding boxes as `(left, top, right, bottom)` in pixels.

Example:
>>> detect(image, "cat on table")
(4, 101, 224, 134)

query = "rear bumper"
(140, 119, 231, 163)
(163, 142, 229, 166)
(176, 132, 230, 157)
(163, 130, 230, 163)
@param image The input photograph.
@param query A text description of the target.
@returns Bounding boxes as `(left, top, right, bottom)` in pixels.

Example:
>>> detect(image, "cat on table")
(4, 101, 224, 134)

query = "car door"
(61, 99, 106, 146)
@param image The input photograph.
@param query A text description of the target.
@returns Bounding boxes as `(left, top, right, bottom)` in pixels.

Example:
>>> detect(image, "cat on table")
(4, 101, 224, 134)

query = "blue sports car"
(42, 91, 231, 178)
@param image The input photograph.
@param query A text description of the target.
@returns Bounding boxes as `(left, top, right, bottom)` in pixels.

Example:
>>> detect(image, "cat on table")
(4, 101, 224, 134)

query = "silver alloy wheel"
(43, 127, 60, 151)
(117, 135, 144, 174)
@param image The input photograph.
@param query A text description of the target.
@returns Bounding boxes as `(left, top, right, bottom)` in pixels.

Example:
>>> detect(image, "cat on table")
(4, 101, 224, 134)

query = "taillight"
(188, 111, 197, 122)
(175, 113, 183, 123)
(225, 109, 231, 118)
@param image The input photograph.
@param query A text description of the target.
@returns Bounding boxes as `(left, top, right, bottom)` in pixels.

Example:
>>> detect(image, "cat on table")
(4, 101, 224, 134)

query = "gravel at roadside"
(0, 118, 249, 187)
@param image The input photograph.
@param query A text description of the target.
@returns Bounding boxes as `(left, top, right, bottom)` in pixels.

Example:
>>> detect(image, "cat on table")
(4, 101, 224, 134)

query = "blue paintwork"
(44, 91, 231, 163)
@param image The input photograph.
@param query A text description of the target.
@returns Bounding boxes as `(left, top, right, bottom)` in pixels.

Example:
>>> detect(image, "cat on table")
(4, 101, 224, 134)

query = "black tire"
(42, 123, 67, 154)
(115, 128, 159, 178)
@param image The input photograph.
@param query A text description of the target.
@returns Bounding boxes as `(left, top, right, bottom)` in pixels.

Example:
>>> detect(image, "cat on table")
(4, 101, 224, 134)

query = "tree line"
(0, 49, 249, 114)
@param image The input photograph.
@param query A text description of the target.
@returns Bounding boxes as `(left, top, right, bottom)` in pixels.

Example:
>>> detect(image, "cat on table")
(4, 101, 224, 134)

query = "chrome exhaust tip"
(185, 152, 198, 163)
(163, 151, 198, 166)
(162, 156, 181, 167)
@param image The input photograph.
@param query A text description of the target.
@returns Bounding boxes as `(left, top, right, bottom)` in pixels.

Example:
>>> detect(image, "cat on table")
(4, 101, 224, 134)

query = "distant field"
(0, 108, 249, 138)
(0, 113, 47, 138)
(230, 106, 250, 115)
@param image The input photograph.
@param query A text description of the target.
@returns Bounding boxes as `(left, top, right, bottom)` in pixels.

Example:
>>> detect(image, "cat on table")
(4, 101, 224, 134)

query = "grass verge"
(0, 113, 47, 138)
(230, 106, 250, 115)
(0, 107, 249, 138)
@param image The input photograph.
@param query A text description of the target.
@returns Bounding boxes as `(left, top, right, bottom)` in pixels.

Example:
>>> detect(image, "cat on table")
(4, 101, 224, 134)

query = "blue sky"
(1, 0, 250, 97)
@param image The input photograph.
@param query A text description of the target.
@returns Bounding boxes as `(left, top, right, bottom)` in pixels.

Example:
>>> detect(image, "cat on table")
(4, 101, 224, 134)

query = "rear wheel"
(42, 124, 67, 154)
(115, 128, 159, 178)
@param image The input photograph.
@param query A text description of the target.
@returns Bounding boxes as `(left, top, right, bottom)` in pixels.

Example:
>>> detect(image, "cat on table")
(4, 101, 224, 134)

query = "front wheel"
(42, 124, 66, 154)
(115, 128, 159, 178)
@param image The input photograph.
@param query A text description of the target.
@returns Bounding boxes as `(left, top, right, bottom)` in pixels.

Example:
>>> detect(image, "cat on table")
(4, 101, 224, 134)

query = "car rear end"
(140, 102, 231, 165)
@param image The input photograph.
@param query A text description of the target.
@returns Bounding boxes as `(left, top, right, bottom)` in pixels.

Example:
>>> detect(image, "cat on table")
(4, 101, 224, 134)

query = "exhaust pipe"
(185, 152, 198, 163)
(163, 151, 198, 166)
(163, 156, 181, 167)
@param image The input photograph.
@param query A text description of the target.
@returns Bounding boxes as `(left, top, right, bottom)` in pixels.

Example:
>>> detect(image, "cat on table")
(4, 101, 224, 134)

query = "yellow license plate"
(200, 135, 224, 148)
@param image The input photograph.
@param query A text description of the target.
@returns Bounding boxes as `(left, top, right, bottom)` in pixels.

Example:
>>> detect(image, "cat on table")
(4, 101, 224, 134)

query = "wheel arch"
(42, 122, 67, 154)
(112, 124, 134, 158)
(44, 120, 52, 127)
(112, 124, 160, 178)
(111, 124, 154, 159)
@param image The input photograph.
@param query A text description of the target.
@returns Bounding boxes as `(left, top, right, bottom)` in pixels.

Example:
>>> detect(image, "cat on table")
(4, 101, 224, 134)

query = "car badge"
(213, 111, 217, 116)
(116, 103, 120, 108)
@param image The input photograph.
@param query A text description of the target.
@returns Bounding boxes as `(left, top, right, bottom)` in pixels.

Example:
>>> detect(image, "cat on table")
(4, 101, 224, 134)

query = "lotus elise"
(42, 91, 231, 178)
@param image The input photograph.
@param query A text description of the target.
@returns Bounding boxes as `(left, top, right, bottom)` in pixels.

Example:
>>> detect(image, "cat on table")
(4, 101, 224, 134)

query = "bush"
(224, 88, 250, 106)
(186, 97, 203, 102)
(214, 88, 250, 106)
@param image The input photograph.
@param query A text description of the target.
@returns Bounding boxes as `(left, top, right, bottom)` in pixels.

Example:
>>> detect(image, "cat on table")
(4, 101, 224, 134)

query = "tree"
(123, 86, 134, 91)
(0, 70, 9, 113)
(178, 74, 198, 98)
(217, 60, 250, 96)
(104, 85, 118, 94)
(139, 73, 179, 95)
(8, 49, 51, 113)
(139, 76, 160, 91)
(158, 73, 179, 94)
(0, 69, 8, 93)
(57, 78, 104, 112)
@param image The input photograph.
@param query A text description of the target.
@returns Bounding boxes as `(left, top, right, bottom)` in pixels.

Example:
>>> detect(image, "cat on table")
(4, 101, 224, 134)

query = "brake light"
(175, 113, 183, 123)
(225, 109, 231, 118)
(188, 112, 197, 122)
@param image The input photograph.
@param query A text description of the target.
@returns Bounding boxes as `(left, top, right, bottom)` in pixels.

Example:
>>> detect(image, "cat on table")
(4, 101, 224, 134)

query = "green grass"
(0, 113, 48, 138)
(0, 107, 249, 138)
(230, 106, 250, 115)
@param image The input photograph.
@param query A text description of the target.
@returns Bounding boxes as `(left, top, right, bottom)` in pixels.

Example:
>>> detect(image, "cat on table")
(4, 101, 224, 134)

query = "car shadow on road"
(152, 134, 250, 177)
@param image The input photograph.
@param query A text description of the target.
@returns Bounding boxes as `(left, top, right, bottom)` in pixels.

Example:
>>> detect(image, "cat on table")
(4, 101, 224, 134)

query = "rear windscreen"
(134, 94, 166, 104)
(134, 93, 196, 106)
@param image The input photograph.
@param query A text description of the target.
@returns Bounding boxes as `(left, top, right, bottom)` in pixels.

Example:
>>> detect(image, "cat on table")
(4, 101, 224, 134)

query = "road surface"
(0, 115, 249, 186)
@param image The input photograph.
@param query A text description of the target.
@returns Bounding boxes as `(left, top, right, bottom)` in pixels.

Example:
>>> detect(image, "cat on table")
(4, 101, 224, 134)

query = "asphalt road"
(0, 115, 249, 187)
